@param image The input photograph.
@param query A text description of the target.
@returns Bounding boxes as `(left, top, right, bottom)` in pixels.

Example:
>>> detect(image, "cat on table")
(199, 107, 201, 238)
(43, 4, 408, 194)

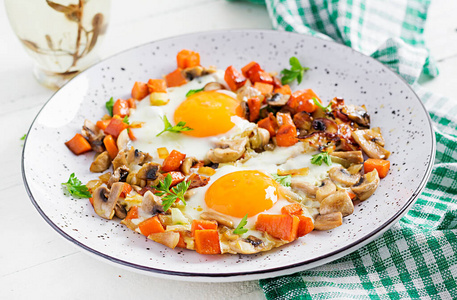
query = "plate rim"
(21, 28, 436, 280)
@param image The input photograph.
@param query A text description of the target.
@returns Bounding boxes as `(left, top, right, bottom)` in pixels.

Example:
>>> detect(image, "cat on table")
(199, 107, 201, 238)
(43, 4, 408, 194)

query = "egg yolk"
(174, 91, 243, 137)
(205, 170, 278, 218)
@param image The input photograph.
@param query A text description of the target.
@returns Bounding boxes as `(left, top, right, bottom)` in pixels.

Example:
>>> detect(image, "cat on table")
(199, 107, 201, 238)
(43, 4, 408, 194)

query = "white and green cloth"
(230, 0, 457, 298)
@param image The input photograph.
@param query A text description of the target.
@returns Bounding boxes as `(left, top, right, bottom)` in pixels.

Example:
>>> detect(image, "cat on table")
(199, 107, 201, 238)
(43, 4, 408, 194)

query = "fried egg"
(180, 142, 337, 237)
(129, 71, 252, 161)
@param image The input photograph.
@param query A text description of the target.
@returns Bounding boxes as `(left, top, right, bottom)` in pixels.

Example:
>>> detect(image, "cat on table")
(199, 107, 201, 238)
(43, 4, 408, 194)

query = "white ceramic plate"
(22, 30, 435, 282)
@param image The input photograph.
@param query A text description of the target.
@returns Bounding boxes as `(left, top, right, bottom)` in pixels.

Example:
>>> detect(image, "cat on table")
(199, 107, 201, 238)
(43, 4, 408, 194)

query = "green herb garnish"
(20, 134, 27, 141)
(271, 174, 292, 187)
(280, 57, 309, 85)
(313, 98, 332, 113)
(62, 173, 92, 198)
(122, 115, 130, 125)
(156, 115, 193, 137)
(311, 152, 332, 166)
(186, 87, 204, 97)
(233, 214, 249, 235)
(105, 97, 114, 116)
(154, 174, 191, 212)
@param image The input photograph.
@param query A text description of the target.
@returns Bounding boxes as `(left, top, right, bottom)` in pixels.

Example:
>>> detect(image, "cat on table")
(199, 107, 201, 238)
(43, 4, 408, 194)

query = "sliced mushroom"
(293, 111, 313, 132)
(351, 169, 380, 201)
(125, 147, 152, 166)
(82, 119, 105, 153)
(249, 127, 270, 150)
(148, 232, 180, 249)
(312, 118, 338, 134)
(314, 212, 343, 231)
(341, 104, 370, 128)
(330, 151, 363, 164)
(141, 191, 164, 216)
(114, 203, 127, 219)
(206, 138, 248, 163)
(290, 178, 317, 197)
(107, 166, 129, 188)
(352, 129, 391, 159)
(200, 211, 234, 228)
(266, 93, 290, 106)
(316, 179, 337, 202)
(182, 66, 217, 81)
(136, 162, 161, 181)
(112, 150, 128, 171)
(319, 190, 354, 217)
(90, 151, 111, 173)
(203, 82, 224, 91)
(229, 240, 258, 254)
(180, 157, 198, 175)
(93, 182, 124, 219)
(329, 166, 361, 186)
(116, 129, 131, 151)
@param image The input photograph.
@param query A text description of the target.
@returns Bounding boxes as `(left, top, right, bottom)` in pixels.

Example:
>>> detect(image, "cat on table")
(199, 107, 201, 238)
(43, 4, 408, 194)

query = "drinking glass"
(5, 0, 111, 90)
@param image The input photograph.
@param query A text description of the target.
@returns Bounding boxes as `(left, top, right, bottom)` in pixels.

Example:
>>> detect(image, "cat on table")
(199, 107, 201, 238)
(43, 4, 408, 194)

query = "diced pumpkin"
(253, 82, 274, 95)
(65, 133, 92, 155)
(257, 113, 278, 137)
(131, 81, 149, 100)
(255, 214, 300, 242)
(191, 219, 217, 236)
(103, 134, 118, 159)
(276, 124, 298, 147)
(138, 216, 165, 236)
(96, 119, 111, 130)
(297, 215, 314, 237)
(147, 79, 167, 93)
(274, 84, 292, 95)
(124, 206, 139, 220)
(165, 68, 187, 87)
(364, 158, 390, 179)
(177, 49, 200, 69)
(194, 229, 221, 255)
(113, 99, 130, 117)
(224, 66, 247, 91)
(104, 116, 128, 138)
(162, 150, 186, 172)
(247, 97, 262, 122)
(157, 147, 169, 159)
(281, 203, 303, 215)
(287, 89, 321, 113)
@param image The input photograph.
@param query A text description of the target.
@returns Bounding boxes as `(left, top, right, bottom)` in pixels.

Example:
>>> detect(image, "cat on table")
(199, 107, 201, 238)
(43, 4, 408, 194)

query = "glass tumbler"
(5, 0, 111, 90)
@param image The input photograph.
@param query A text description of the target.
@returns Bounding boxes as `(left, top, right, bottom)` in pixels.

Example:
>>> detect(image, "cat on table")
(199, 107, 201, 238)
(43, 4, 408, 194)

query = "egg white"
(181, 143, 338, 237)
(129, 71, 251, 162)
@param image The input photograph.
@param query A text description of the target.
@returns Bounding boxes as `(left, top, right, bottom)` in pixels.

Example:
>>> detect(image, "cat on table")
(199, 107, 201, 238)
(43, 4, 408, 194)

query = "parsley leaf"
(122, 115, 130, 125)
(186, 87, 203, 97)
(62, 173, 92, 198)
(280, 57, 309, 85)
(20, 134, 26, 141)
(271, 174, 292, 187)
(156, 115, 193, 137)
(105, 97, 114, 116)
(233, 214, 249, 235)
(313, 98, 332, 113)
(310, 152, 332, 166)
(154, 174, 191, 212)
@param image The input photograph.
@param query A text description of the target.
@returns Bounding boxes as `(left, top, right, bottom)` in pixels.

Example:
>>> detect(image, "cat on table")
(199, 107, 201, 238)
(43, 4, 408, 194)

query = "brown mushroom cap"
(352, 129, 391, 159)
(319, 190, 354, 217)
(314, 212, 343, 231)
(316, 179, 337, 202)
(93, 182, 124, 219)
(351, 169, 380, 201)
(329, 166, 361, 186)
(207, 138, 248, 163)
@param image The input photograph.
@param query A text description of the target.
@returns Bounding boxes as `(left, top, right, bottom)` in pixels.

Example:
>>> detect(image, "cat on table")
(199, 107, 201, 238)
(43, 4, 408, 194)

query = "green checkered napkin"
(229, 0, 457, 298)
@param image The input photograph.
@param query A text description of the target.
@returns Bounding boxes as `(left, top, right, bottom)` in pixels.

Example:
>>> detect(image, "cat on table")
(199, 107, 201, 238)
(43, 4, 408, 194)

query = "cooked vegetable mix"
(63, 50, 391, 255)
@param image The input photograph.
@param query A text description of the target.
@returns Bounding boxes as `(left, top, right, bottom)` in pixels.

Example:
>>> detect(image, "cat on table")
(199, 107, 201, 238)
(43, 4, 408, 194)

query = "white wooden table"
(1, 1, 456, 299)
